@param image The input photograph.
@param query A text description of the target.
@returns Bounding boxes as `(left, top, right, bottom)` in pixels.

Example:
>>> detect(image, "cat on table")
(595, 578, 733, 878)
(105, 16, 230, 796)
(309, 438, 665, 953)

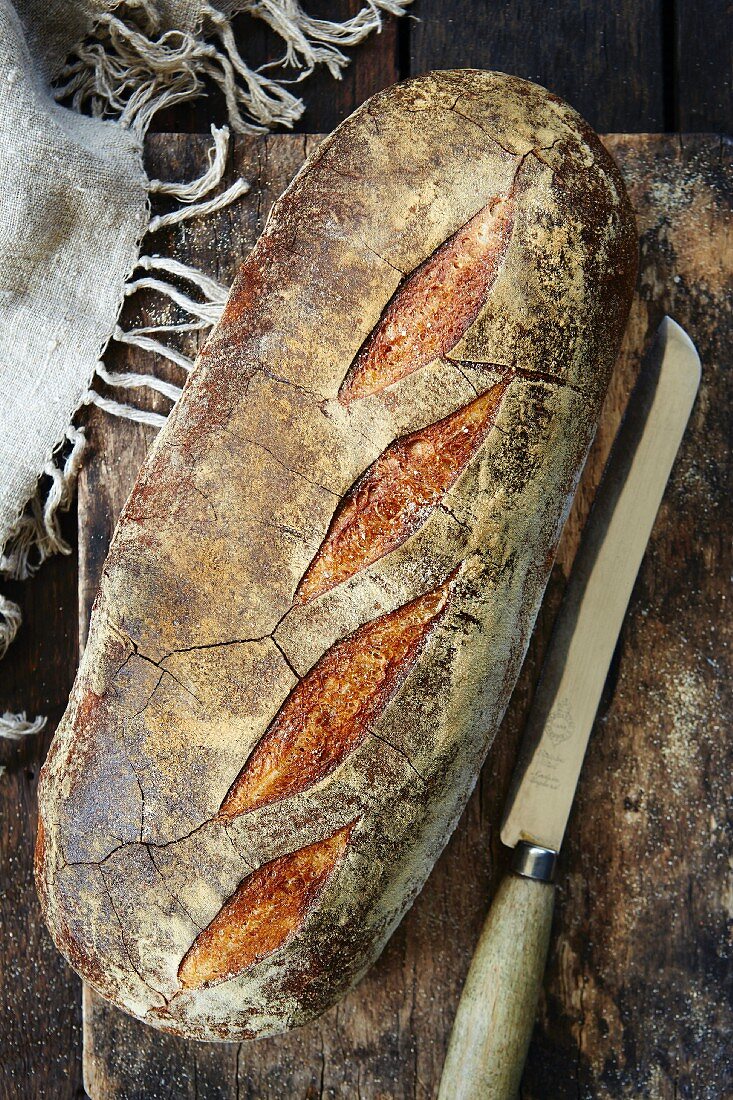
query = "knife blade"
(438, 317, 701, 1100)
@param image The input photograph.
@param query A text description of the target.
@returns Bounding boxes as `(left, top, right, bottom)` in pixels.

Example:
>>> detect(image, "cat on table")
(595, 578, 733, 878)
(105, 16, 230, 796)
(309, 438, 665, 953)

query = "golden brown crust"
(339, 193, 516, 401)
(178, 824, 354, 990)
(295, 384, 507, 603)
(219, 575, 454, 817)
(36, 69, 637, 1040)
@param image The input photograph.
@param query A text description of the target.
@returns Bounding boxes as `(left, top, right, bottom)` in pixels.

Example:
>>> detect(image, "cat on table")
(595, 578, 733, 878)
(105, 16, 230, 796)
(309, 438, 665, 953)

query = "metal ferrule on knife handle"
(438, 319, 701, 1100)
(511, 841, 557, 882)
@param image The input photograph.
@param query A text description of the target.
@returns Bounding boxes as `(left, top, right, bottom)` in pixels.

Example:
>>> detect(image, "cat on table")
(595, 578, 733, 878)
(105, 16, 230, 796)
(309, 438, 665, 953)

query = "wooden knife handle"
(438, 872, 555, 1100)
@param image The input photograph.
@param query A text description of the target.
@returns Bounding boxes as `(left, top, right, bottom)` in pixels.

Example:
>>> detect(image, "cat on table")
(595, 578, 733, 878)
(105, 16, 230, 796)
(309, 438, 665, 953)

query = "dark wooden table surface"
(1, 3, 731, 1098)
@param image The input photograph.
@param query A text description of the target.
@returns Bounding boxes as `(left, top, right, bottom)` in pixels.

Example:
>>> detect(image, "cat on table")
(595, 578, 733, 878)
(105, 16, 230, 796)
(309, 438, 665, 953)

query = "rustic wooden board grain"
(0, 519, 83, 1100)
(0, 1, 727, 1083)
(675, 1, 733, 133)
(72, 132, 733, 1099)
(407, 1, 666, 133)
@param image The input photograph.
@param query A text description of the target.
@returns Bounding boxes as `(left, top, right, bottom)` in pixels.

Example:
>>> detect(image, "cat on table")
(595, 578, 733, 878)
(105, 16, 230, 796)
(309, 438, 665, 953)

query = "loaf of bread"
(36, 70, 636, 1041)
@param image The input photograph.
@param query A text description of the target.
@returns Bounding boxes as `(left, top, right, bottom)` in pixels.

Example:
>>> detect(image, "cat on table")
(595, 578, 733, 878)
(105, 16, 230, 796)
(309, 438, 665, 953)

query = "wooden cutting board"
(77, 133, 731, 1099)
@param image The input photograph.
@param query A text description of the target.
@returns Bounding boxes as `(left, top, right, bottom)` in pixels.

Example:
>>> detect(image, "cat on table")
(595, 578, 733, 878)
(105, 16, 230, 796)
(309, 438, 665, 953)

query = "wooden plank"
(0, 525, 83, 1095)
(408, 0, 666, 133)
(675, 1, 733, 131)
(75, 132, 732, 1098)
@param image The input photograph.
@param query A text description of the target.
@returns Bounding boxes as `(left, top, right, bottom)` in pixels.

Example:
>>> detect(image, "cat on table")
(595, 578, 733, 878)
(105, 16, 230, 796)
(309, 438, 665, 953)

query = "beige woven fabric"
(0, 0, 411, 731)
(0, 1, 148, 572)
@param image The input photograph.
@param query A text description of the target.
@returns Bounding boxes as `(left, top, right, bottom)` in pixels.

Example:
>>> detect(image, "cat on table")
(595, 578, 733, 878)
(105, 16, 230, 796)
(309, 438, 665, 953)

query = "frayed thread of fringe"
(84, 121, 240, 426)
(0, 425, 87, 669)
(0, 423, 86, 595)
(0, 711, 47, 744)
(54, 0, 414, 137)
(83, 250, 230, 427)
(0, 426, 87, 587)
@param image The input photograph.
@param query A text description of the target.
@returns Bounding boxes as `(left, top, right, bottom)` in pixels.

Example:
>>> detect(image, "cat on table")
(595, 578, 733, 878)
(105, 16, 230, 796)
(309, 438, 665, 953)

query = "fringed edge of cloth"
(0, 712, 47, 744)
(83, 121, 237, 426)
(0, 427, 85, 738)
(54, 0, 414, 137)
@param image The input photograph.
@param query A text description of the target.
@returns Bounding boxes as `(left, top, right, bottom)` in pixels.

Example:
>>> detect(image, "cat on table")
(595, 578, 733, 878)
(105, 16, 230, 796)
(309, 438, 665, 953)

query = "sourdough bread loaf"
(36, 69, 637, 1041)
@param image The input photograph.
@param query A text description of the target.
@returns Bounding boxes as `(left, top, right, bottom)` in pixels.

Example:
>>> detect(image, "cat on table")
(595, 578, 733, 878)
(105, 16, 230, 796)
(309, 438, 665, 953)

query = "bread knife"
(437, 317, 701, 1100)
